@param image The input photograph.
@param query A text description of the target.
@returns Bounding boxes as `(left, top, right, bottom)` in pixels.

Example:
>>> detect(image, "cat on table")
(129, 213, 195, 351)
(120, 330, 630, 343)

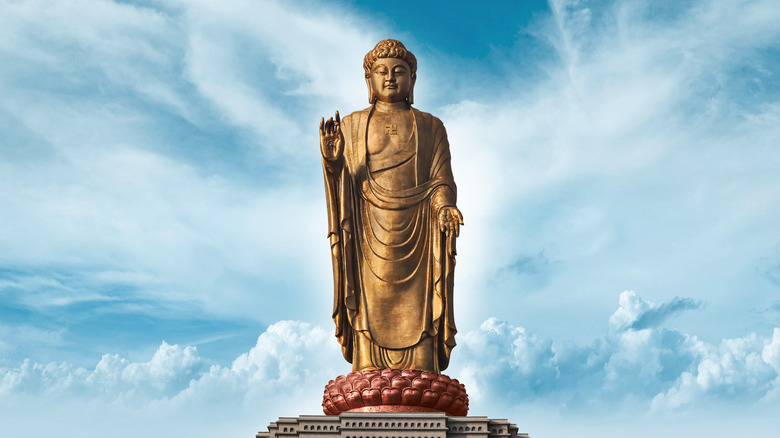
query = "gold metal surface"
(320, 40, 463, 373)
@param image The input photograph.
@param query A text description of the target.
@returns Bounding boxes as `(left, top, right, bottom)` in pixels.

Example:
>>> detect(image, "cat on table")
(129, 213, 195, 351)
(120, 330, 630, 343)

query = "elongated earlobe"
(407, 74, 416, 105)
(365, 77, 377, 104)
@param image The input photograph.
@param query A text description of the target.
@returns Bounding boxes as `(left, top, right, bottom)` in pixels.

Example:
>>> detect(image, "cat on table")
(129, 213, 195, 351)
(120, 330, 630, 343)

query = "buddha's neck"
(374, 100, 410, 113)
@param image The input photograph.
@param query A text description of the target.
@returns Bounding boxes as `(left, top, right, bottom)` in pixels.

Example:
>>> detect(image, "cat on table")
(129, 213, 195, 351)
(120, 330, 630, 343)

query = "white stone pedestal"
(257, 413, 528, 438)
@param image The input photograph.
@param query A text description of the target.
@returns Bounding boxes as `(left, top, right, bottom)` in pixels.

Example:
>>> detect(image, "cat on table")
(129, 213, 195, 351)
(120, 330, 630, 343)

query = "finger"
(325, 117, 334, 134)
(455, 210, 464, 225)
(335, 110, 340, 124)
(454, 220, 460, 237)
(320, 117, 325, 134)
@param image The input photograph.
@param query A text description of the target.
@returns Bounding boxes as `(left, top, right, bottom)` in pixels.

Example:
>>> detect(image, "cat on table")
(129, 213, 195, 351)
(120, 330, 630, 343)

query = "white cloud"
(0, 320, 340, 403)
(2, 291, 780, 437)
(652, 328, 780, 410)
(762, 328, 780, 372)
(447, 291, 779, 414)
(0, 320, 342, 438)
(453, 318, 558, 402)
(0, 341, 203, 401)
(169, 320, 342, 417)
(4, 294, 777, 422)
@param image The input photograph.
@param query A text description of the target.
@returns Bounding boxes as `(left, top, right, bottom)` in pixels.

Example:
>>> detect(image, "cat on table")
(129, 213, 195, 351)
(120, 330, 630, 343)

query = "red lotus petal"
(412, 377, 431, 390)
(391, 376, 411, 389)
(401, 387, 422, 405)
(332, 394, 350, 412)
(345, 390, 365, 409)
(353, 378, 370, 391)
(421, 371, 438, 381)
(420, 389, 439, 407)
(381, 369, 401, 379)
(401, 369, 419, 378)
(323, 399, 340, 415)
(434, 392, 454, 411)
(430, 379, 448, 393)
(370, 376, 391, 388)
(361, 387, 381, 406)
(381, 387, 401, 405)
(449, 396, 466, 416)
(362, 370, 381, 381)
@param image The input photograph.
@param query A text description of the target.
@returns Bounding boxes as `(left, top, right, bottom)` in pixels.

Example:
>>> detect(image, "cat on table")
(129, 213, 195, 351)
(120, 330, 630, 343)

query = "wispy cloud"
(629, 297, 701, 330)
(608, 291, 701, 331)
(0, 0, 365, 351)
(443, 0, 780, 339)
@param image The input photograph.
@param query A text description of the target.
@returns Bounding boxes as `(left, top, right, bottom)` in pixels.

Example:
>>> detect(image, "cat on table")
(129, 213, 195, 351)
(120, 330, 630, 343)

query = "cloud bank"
(2, 293, 778, 437)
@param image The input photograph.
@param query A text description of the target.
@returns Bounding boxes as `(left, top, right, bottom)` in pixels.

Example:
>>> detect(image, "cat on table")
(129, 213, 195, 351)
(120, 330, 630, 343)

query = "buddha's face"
(369, 58, 414, 103)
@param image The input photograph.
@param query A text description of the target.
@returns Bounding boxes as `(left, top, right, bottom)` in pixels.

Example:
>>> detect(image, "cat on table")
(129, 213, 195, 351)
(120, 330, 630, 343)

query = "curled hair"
(363, 39, 417, 78)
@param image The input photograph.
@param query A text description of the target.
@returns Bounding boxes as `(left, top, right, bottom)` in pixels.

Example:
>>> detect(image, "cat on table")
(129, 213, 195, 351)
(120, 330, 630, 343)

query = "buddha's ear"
(365, 76, 377, 104)
(408, 73, 417, 105)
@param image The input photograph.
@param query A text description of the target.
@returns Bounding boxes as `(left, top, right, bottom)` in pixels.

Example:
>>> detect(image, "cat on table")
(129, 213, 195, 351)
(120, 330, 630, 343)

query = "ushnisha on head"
(363, 39, 417, 105)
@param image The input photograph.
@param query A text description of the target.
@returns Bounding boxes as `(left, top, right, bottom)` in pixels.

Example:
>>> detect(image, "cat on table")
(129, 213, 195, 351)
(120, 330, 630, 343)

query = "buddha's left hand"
(438, 206, 464, 237)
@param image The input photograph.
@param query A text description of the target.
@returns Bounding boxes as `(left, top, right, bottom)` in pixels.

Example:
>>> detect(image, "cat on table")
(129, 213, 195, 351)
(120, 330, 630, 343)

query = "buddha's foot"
(322, 369, 469, 416)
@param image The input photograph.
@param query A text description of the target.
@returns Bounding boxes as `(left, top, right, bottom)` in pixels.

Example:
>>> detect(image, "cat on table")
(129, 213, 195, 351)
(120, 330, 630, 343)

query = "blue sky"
(1, 0, 779, 437)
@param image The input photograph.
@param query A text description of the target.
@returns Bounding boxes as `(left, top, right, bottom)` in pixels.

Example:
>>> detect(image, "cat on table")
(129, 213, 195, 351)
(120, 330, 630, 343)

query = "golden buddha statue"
(320, 39, 463, 374)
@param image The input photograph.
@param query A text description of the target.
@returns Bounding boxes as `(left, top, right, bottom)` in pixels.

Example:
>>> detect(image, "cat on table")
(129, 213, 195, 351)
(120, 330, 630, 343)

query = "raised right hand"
(320, 111, 344, 162)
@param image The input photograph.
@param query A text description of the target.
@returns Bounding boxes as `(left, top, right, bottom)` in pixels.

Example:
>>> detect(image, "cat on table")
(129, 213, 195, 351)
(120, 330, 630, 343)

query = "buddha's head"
(363, 39, 417, 105)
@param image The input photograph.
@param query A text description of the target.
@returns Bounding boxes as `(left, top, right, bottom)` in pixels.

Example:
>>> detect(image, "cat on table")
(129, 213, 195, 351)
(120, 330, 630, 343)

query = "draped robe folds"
(323, 106, 458, 373)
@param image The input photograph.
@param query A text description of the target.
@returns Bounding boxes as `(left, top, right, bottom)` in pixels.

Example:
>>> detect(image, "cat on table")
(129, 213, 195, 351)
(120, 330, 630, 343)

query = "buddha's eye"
(375, 68, 388, 75)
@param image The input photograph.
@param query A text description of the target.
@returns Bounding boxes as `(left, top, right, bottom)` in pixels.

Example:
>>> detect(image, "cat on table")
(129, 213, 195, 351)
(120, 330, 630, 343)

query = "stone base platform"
(256, 413, 528, 438)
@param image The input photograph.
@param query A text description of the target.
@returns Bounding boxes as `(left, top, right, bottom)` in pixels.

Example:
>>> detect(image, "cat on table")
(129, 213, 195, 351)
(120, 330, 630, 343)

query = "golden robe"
(323, 105, 458, 373)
